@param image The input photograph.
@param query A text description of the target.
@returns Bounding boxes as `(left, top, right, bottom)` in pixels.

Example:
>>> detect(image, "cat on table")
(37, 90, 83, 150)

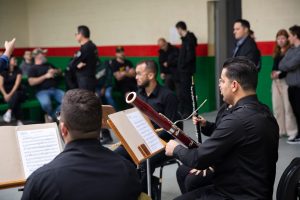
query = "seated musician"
(115, 60, 181, 196)
(165, 57, 279, 200)
(21, 89, 141, 200)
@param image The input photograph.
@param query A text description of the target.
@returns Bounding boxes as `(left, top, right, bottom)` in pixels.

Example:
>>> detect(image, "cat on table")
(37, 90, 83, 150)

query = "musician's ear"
(231, 80, 239, 93)
(60, 122, 69, 137)
(148, 72, 155, 80)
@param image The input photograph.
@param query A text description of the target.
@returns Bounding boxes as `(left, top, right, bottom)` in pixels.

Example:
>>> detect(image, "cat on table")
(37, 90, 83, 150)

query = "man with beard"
(115, 60, 181, 197)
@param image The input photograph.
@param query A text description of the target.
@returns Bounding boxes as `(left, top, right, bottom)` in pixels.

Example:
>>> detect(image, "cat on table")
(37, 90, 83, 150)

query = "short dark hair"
(234, 19, 251, 30)
(222, 57, 258, 91)
(77, 25, 90, 38)
(61, 89, 102, 135)
(137, 60, 158, 77)
(176, 21, 187, 30)
(289, 25, 300, 39)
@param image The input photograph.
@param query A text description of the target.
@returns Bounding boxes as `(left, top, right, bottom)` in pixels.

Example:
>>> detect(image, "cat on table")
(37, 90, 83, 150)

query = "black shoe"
(101, 129, 113, 144)
(287, 136, 300, 144)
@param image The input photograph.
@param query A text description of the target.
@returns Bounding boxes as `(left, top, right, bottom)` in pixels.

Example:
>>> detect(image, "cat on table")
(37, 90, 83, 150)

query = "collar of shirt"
(236, 36, 248, 47)
(232, 94, 258, 111)
(64, 138, 101, 151)
(137, 84, 161, 99)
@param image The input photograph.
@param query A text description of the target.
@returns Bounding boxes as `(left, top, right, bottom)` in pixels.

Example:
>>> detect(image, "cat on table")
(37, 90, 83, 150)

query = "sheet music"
(126, 111, 164, 153)
(17, 128, 61, 178)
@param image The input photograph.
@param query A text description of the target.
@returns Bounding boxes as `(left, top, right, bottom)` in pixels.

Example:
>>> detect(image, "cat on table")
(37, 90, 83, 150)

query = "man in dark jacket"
(176, 21, 198, 118)
(70, 25, 98, 92)
(166, 57, 279, 200)
(158, 38, 179, 93)
(233, 19, 261, 70)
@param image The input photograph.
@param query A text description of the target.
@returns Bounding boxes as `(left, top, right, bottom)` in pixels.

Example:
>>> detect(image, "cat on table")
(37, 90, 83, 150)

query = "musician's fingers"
(209, 167, 215, 173)
(203, 169, 207, 177)
(189, 169, 197, 174)
(195, 170, 201, 175)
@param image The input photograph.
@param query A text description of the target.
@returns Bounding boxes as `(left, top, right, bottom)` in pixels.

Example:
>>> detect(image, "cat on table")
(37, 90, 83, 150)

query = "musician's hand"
(77, 62, 86, 69)
(192, 116, 206, 127)
(165, 140, 179, 156)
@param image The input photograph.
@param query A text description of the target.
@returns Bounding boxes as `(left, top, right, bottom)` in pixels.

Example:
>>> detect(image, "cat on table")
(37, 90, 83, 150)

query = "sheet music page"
(17, 128, 61, 178)
(126, 111, 164, 153)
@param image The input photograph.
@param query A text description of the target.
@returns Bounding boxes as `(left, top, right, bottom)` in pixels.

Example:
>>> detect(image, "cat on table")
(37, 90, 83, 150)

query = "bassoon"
(126, 92, 199, 149)
(191, 76, 202, 143)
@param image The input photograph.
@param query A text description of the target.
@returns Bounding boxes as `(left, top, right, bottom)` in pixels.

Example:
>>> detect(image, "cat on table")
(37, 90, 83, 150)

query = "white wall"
(0, 0, 29, 47)
(1, 0, 300, 48)
(1, 0, 209, 47)
(242, 0, 300, 41)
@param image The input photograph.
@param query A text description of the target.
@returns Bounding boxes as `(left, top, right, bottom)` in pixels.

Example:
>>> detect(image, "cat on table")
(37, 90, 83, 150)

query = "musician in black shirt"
(115, 60, 181, 196)
(70, 25, 98, 92)
(166, 57, 279, 200)
(21, 89, 141, 200)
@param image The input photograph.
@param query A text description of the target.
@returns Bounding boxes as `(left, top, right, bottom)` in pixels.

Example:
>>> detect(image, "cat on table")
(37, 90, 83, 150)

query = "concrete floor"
(0, 111, 299, 200)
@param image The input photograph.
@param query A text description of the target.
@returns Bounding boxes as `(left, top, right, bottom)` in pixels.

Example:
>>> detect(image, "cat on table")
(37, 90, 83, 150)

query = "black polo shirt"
(137, 84, 181, 142)
(21, 139, 141, 200)
(174, 95, 279, 200)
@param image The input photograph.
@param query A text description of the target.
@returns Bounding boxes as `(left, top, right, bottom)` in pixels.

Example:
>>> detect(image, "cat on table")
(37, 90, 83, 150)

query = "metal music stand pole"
(147, 158, 151, 197)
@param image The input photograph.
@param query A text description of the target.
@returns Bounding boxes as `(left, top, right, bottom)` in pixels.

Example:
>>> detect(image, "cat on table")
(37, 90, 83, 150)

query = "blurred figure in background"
(19, 50, 33, 76)
(176, 21, 197, 118)
(0, 56, 26, 125)
(157, 38, 179, 94)
(279, 25, 300, 144)
(111, 46, 137, 98)
(28, 48, 64, 122)
(232, 19, 261, 70)
(271, 29, 297, 140)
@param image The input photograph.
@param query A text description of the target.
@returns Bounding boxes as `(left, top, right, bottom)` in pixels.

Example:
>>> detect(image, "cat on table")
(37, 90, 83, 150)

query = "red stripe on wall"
(2, 41, 274, 57)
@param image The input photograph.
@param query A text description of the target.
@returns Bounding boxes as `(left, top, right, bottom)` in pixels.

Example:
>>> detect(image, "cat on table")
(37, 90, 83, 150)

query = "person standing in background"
(271, 29, 297, 140)
(232, 19, 261, 70)
(157, 38, 179, 94)
(176, 21, 197, 118)
(19, 50, 33, 76)
(279, 25, 300, 144)
(70, 25, 98, 92)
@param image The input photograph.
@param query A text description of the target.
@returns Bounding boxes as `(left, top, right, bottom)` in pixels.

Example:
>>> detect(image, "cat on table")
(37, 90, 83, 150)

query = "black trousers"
(178, 72, 193, 117)
(7, 90, 26, 120)
(174, 185, 230, 200)
(164, 74, 180, 96)
(288, 86, 300, 137)
(76, 75, 96, 92)
(176, 165, 213, 194)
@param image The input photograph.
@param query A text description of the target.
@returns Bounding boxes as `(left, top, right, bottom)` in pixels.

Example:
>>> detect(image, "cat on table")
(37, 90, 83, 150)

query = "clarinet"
(191, 76, 202, 143)
(126, 92, 199, 149)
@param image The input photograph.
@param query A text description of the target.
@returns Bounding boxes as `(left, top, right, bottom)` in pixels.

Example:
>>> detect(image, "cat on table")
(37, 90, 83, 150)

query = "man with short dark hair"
(232, 19, 261, 69)
(279, 25, 300, 144)
(115, 60, 181, 196)
(157, 38, 179, 93)
(166, 57, 279, 200)
(175, 21, 197, 118)
(70, 25, 98, 92)
(21, 89, 142, 200)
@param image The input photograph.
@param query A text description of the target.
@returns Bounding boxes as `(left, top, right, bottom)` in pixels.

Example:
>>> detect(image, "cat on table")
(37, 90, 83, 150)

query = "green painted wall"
(257, 56, 273, 109)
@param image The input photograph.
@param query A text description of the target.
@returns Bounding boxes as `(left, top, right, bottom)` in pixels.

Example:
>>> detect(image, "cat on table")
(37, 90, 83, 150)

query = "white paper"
(17, 128, 61, 178)
(126, 111, 164, 153)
